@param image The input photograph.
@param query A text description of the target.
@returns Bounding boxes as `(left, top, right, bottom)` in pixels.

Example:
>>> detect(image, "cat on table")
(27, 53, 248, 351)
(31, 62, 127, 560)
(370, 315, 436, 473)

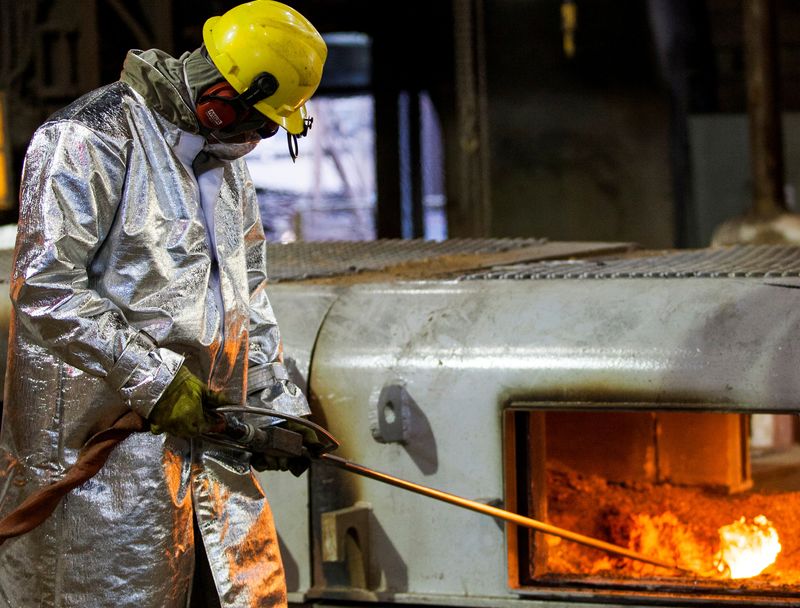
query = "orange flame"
(624, 512, 708, 575)
(714, 515, 781, 579)
(581, 511, 782, 580)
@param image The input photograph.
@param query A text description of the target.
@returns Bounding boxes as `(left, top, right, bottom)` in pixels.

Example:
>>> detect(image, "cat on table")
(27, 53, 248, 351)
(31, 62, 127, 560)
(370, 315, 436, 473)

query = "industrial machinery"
(256, 239, 800, 608)
(3, 237, 800, 607)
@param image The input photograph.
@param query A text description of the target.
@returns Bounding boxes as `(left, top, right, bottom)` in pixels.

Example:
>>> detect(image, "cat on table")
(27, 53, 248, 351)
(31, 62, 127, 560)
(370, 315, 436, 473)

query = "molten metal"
(715, 515, 781, 579)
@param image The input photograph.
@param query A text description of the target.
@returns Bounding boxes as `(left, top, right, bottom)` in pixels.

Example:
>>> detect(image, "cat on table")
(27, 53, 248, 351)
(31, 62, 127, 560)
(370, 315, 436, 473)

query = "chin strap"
(287, 116, 314, 163)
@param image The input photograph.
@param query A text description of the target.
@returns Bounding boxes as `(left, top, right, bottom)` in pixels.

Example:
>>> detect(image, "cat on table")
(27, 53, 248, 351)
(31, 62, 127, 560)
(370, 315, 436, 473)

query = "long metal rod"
(319, 453, 695, 575)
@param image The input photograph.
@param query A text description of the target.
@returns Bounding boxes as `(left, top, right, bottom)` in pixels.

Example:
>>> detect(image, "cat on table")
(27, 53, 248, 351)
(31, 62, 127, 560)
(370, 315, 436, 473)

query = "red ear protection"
(195, 82, 242, 130)
(195, 73, 280, 132)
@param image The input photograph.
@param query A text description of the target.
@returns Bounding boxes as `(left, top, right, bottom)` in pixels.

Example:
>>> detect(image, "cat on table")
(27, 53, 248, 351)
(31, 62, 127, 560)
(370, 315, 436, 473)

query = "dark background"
(1, 0, 797, 247)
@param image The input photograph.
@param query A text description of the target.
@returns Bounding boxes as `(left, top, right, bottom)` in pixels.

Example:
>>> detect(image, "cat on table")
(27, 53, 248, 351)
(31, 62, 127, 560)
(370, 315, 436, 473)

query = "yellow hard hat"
(202, 0, 327, 134)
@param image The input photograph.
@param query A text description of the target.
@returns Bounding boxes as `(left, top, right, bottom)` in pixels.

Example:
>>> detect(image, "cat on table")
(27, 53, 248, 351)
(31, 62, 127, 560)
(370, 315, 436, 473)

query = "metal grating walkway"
(460, 245, 800, 280)
(266, 238, 547, 281)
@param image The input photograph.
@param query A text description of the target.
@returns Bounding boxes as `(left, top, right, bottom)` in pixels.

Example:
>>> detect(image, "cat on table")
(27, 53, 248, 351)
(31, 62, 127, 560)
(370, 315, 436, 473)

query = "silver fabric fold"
(247, 362, 290, 392)
(106, 329, 159, 391)
(247, 380, 312, 419)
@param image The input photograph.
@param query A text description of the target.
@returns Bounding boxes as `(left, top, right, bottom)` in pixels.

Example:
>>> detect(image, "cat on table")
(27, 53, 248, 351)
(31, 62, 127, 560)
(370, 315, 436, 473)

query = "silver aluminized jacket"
(0, 49, 308, 607)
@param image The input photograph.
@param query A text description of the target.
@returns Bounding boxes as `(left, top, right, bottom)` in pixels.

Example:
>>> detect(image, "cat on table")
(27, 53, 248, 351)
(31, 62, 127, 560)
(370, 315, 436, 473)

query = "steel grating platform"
(265, 238, 547, 281)
(460, 245, 800, 280)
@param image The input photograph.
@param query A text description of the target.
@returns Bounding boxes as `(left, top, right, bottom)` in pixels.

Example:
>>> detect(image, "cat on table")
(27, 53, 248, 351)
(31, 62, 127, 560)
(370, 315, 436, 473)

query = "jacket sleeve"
(241, 173, 311, 417)
(11, 121, 183, 417)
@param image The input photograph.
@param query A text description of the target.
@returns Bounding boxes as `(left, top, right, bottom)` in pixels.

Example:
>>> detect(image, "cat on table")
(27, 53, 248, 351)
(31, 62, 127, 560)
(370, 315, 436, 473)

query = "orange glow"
(714, 515, 781, 579)
(546, 464, 799, 583)
(579, 511, 781, 579)
(0, 91, 7, 203)
(622, 512, 709, 576)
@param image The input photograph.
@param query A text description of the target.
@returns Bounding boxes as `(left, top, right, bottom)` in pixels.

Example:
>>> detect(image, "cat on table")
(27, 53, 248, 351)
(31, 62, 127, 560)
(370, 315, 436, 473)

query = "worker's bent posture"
(0, 2, 326, 606)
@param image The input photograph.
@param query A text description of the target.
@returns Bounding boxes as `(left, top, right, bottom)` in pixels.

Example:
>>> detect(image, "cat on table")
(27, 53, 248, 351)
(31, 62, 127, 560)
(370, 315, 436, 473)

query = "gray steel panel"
(269, 286, 339, 393)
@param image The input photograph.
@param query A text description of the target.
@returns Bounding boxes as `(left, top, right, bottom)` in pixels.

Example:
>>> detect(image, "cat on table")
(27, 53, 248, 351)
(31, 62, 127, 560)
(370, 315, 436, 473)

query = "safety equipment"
(246, 361, 310, 418)
(203, 135, 261, 161)
(201, 0, 327, 135)
(195, 72, 279, 135)
(0, 48, 305, 608)
(148, 366, 213, 438)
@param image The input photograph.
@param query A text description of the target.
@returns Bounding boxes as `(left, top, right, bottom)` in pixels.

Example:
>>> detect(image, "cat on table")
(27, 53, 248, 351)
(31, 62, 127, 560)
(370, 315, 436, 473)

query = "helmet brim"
(254, 102, 306, 135)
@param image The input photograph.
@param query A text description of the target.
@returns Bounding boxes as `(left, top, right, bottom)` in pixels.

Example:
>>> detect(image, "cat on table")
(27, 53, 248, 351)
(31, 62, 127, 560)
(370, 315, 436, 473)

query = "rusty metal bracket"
(321, 502, 373, 589)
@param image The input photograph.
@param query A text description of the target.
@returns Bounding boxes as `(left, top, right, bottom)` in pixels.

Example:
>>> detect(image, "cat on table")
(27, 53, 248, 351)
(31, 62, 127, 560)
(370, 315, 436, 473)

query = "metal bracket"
(321, 502, 372, 589)
(373, 383, 411, 443)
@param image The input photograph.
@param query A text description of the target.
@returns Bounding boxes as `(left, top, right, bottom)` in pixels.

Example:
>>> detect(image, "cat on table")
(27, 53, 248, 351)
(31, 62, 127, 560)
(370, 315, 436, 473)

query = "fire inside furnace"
(544, 465, 796, 584)
(518, 411, 800, 587)
(715, 515, 781, 579)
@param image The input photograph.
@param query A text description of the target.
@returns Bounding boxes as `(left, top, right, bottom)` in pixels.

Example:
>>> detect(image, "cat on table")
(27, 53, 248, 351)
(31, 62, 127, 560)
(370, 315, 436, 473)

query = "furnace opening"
(505, 408, 800, 603)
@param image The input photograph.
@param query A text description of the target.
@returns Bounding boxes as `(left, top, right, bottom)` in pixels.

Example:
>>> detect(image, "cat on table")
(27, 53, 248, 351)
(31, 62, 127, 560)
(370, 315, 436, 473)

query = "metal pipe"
(319, 453, 696, 575)
(743, 0, 786, 216)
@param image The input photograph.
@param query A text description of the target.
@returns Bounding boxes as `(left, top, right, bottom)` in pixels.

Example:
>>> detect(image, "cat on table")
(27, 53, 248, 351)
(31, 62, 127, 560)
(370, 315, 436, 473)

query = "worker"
(0, 1, 326, 606)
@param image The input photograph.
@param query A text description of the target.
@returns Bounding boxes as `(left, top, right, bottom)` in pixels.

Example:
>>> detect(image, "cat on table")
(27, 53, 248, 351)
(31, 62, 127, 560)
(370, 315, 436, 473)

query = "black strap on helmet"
(288, 116, 314, 163)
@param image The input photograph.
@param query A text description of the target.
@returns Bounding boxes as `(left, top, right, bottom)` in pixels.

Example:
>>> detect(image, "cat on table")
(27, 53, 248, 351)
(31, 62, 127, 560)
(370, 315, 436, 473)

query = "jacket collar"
(120, 49, 200, 134)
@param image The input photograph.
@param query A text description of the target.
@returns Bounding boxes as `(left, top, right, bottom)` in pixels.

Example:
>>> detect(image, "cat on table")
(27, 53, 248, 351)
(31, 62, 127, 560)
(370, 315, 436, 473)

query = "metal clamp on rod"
(217, 414, 304, 458)
(202, 406, 340, 478)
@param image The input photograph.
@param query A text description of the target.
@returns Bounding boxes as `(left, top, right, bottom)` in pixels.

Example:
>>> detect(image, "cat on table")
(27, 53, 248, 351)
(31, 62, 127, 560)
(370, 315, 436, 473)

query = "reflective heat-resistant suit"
(0, 49, 307, 607)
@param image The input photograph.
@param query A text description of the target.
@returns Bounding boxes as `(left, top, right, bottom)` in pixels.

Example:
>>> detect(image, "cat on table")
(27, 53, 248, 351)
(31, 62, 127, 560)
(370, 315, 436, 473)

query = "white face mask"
(202, 137, 260, 161)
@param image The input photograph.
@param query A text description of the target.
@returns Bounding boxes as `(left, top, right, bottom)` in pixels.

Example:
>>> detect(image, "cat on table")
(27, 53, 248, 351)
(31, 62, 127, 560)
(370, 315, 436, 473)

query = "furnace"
(254, 240, 800, 608)
(506, 407, 800, 604)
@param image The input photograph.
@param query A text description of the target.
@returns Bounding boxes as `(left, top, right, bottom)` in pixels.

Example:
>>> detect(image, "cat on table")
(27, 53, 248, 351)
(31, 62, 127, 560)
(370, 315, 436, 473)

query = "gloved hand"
(251, 452, 297, 474)
(250, 419, 325, 475)
(284, 419, 326, 457)
(148, 366, 212, 438)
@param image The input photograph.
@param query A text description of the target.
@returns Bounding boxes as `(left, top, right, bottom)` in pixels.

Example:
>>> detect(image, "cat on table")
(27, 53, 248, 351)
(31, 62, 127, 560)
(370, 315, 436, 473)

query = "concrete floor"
(751, 444, 800, 493)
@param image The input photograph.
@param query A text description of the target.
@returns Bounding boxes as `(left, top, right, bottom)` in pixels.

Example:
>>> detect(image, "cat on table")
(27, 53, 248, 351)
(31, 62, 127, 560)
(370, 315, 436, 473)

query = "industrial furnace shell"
(259, 243, 800, 607)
